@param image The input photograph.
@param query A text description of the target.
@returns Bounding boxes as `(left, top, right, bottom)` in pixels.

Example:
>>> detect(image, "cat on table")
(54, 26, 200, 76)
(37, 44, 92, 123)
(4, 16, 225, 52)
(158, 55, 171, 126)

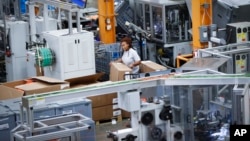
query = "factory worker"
(111, 37, 141, 74)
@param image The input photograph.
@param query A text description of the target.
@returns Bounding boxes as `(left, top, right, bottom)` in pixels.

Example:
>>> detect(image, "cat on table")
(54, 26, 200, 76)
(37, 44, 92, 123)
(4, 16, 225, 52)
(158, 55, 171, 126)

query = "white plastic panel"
(6, 56, 27, 81)
(8, 21, 28, 57)
(26, 51, 37, 77)
(118, 91, 140, 112)
(63, 35, 78, 72)
(78, 32, 95, 70)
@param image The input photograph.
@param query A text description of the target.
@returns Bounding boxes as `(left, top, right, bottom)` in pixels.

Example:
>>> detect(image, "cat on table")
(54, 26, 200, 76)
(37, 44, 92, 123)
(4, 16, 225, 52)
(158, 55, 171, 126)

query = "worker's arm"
(129, 50, 141, 68)
(129, 60, 141, 68)
(115, 58, 122, 63)
(109, 58, 122, 66)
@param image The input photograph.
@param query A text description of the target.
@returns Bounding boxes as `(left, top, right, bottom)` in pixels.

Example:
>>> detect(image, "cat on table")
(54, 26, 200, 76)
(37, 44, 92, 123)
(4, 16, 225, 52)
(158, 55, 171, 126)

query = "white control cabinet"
(4, 21, 28, 81)
(42, 29, 96, 80)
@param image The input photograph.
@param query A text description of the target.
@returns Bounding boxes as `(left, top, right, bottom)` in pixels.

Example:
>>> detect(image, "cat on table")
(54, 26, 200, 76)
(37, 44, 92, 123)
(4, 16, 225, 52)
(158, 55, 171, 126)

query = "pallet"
(95, 115, 122, 125)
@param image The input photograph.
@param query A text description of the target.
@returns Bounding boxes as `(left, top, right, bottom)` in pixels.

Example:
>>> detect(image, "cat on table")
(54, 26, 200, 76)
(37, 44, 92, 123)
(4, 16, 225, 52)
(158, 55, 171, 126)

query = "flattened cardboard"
(109, 62, 132, 81)
(140, 60, 167, 73)
(1, 76, 69, 97)
(32, 76, 67, 84)
(65, 72, 104, 88)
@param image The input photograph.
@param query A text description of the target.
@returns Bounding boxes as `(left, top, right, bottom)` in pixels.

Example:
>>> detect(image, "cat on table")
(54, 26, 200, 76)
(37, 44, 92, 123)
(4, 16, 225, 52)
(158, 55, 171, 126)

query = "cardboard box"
(110, 62, 132, 81)
(65, 72, 104, 88)
(66, 73, 119, 109)
(140, 60, 167, 73)
(0, 76, 69, 100)
(87, 93, 117, 108)
(0, 85, 23, 100)
(122, 110, 131, 118)
(92, 104, 121, 121)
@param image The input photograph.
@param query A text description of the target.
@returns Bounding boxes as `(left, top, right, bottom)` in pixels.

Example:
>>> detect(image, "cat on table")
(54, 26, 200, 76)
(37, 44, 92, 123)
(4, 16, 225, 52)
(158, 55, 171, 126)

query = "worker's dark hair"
(120, 37, 132, 48)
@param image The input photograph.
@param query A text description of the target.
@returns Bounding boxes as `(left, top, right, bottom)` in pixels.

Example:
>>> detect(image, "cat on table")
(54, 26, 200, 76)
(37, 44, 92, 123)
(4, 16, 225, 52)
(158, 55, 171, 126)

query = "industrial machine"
(26, 17, 58, 78)
(108, 93, 184, 141)
(226, 22, 250, 44)
(42, 29, 96, 80)
(12, 113, 94, 141)
(180, 57, 229, 73)
(3, 97, 95, 141)
(135, 0, 190, 44)
(134, 0, 192, 67)
(163, 42, 192, 68)
(26, 0, 96, 80)
(13, 69, 250, 141)
(35, 17, 58, 41)
(1, 21, 29, 81)
(224, 22, 250, 74)
(198, 41, 250, 74)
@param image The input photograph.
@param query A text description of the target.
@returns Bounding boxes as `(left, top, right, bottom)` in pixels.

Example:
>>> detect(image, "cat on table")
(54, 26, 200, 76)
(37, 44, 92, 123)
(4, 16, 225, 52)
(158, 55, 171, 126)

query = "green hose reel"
(35, 48, 56, 67)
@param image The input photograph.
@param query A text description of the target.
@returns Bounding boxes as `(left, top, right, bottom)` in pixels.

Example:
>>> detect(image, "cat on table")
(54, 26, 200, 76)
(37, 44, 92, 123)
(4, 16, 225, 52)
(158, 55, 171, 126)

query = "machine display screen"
(71, 0, 86, 8)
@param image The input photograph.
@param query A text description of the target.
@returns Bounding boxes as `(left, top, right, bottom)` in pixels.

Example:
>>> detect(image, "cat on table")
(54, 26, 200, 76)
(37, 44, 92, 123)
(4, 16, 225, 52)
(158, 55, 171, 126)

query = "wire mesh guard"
(95, 43, 122, 80)
(115, 0, 134, 34)
(35, 48, 56, 67)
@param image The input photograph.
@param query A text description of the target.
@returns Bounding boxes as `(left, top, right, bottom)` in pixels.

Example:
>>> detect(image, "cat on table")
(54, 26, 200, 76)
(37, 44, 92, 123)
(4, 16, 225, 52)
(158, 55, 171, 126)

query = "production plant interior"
(1, 0, 250, 141)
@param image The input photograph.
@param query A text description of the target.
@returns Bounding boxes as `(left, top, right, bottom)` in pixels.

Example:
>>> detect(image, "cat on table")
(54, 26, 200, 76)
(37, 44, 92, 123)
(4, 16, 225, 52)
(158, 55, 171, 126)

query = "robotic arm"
(125, 21, 152, 40)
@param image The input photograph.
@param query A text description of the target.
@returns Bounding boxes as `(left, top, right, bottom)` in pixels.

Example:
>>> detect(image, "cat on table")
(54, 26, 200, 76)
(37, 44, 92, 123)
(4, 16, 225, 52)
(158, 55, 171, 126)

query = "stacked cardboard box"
(66, 73, 122, 122)
(88, 93, 121, 121)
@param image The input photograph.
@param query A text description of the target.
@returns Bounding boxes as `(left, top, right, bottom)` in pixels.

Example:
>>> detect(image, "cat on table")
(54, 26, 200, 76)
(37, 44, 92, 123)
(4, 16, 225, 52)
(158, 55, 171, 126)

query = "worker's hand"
(109, 61, 114, 66)
(129, 64, 134, 68)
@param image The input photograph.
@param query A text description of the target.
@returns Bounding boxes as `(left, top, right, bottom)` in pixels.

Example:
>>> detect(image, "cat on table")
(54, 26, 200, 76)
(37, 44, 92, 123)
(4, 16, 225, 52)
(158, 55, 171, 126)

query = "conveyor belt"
(22, 71, 250, 108)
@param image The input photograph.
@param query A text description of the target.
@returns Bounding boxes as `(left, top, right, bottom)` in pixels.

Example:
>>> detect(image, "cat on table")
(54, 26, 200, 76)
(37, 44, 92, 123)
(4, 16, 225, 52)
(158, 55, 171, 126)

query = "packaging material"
(0, 85, 23, 100)
(140, 60, 167, 73)
(65, 72, 104, 88)
(0, 76, 69, 100)
(87, 93, 117, 108)
(110, 62, 132, 81)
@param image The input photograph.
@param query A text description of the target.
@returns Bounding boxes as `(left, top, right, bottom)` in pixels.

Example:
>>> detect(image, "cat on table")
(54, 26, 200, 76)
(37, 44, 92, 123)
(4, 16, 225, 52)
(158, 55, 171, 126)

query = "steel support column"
(192, 0, 212, 50)
(98, 0, 116, 44)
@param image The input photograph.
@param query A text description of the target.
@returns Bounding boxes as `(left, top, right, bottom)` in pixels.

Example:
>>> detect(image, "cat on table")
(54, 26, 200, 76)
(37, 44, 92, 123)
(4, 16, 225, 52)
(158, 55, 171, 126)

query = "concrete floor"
(95, 119, 130, 141)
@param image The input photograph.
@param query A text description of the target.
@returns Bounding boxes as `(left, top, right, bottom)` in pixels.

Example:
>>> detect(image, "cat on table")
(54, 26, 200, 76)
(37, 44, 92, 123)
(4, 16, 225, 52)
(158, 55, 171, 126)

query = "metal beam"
(30, 0, 79, 12)
(22, 79, 160, 108)
(98, 0, 116, 43)
(192, 0, 212, 49)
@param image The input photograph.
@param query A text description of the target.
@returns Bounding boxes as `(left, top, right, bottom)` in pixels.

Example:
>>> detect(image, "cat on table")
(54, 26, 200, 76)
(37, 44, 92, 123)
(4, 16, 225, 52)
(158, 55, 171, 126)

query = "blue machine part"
(154, 21, 163, 35)
(20, 0, 27, 13)
(71, 0, 86, 8)
(1, 98, 93, 141)
(81, 119, 96, 141)
(0, 103, 16, 141)
(1, 98, 56, 124)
